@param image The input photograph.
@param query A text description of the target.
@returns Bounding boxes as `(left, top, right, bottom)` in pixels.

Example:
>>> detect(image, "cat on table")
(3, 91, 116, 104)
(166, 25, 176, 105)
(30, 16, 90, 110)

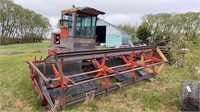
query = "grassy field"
(0, 42, 199, 112)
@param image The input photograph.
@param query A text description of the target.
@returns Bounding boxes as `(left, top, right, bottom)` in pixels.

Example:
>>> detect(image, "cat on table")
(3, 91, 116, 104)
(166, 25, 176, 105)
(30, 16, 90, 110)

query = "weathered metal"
(27, 46, 168, 111)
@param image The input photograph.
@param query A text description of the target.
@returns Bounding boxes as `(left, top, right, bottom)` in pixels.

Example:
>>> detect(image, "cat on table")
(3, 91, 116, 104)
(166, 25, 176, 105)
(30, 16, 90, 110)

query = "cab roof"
(61, 7, 105, 16)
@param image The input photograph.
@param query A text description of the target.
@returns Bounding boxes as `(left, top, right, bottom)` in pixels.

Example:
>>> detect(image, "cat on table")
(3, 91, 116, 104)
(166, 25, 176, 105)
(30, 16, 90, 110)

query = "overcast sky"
(14, 0, 200, 33)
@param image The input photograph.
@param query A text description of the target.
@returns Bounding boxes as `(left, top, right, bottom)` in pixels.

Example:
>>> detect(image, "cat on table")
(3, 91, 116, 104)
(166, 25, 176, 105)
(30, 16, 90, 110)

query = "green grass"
(0, 42, 199, 111)
(0, 42, 50, 111)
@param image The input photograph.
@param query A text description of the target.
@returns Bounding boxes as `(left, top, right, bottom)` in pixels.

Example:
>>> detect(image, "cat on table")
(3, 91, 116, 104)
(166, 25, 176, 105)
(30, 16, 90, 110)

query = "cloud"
(101, 13, 142, 26)
(14, 0, 199, 19)
(13, 0, 200, 37)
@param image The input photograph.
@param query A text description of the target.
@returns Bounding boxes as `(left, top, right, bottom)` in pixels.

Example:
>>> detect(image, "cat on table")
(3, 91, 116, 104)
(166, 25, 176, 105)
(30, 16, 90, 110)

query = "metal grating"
(106, 58, 133, 81)
(47, 70, 98, 98)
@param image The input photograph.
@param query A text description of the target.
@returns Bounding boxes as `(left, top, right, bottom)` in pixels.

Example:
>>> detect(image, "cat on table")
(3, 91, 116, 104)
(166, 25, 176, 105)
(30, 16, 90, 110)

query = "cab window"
(60, 13, 75, 36)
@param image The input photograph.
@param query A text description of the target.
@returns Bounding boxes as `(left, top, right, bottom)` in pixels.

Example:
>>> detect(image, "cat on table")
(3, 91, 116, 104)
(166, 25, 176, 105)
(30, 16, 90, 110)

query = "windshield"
(75, 14, 96, 38)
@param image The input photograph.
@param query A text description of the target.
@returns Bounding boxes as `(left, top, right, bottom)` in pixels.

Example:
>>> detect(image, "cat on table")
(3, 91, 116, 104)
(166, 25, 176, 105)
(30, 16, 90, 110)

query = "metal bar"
(27, 60, 49, 84)
(68, 69, 102, 78)
(57, 48, 155, 58)
(54, 55, 67, 109)
(57, 46, 156, 57)
(110, 63, 130, 69)
(50, 61, 130, 81)
(50, 62, 137, 81)
(67, 62, 162, 88)
(44, 46, 156, 62)
(54, 55, 66, 86)
(50, 61, 161, 82)
(50, 69, 102, 81)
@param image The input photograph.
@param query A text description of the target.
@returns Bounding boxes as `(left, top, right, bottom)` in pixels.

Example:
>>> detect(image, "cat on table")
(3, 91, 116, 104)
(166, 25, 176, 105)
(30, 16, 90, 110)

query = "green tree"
(136, 23, 152, 44)
(140, 12, 200, 66)
(0, 0, 51, 45)
(140, 12, 200, 45)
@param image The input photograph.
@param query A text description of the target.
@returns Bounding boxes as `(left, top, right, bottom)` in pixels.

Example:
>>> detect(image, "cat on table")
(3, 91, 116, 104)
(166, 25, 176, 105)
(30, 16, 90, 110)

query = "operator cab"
(52, 6, 105, 51)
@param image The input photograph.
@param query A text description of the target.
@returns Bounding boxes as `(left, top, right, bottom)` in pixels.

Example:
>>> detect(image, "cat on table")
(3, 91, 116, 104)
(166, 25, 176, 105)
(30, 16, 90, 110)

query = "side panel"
(74, 38, 95, 49)
(60, 38, 95, 51)
(51, 33, 60, 46)
(106, 35, 122, 47)
(60, 38, 74, 50)
(103, 21, 122, 47)
(122, 33, 132, 45)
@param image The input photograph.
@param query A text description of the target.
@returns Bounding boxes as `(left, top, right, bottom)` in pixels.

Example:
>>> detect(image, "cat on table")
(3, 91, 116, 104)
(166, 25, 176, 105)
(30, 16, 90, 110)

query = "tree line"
(139, 12, 200, 45)
(118, 12, 200, 46)
(0, 0, 51, 45)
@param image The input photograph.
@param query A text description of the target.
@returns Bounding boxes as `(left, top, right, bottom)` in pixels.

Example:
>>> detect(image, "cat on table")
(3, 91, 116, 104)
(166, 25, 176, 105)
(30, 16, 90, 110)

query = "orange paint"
(60, 27, 68, 38)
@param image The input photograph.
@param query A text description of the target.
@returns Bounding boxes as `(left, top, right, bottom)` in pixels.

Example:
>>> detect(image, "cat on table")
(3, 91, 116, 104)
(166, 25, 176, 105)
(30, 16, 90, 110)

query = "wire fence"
(180, 80, 200, 110)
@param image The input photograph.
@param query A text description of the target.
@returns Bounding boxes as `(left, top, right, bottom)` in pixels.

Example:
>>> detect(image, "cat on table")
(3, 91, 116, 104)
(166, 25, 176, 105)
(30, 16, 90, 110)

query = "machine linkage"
(27, 46, 168, 110)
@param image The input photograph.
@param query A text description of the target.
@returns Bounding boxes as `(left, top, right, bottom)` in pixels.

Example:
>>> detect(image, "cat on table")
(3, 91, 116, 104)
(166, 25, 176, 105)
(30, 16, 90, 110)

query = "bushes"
(0, 36, 44, 45)
(1, 37, 19, 45)
(167, 34, 200, 67)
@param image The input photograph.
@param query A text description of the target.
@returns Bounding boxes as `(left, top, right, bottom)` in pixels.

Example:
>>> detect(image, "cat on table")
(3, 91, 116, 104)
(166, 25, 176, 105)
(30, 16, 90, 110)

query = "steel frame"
(27, 46, 168, 111)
